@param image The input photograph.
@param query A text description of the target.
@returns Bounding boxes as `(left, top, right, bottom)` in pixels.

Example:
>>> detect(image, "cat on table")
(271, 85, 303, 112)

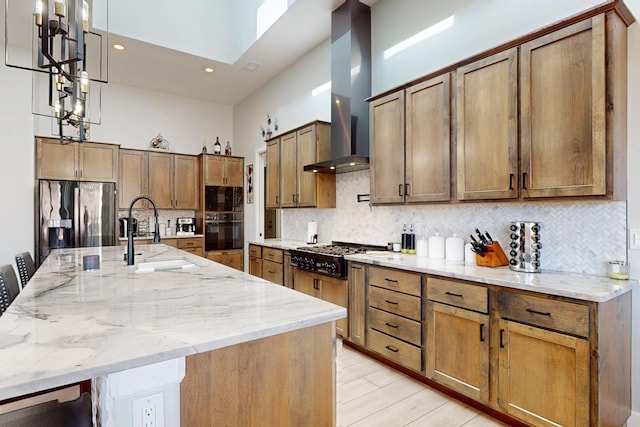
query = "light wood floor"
(336, 340, 507, 427)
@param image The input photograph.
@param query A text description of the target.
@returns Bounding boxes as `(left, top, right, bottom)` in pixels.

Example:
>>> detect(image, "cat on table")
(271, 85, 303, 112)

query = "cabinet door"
(405, 74, 451, 202)
(174, 155, 198, 209)
(249, 257, 263, 278)
(296, 125, 317, 207)
(36, 138, 78, 180)
(320, 275, 348, 338)
(266, 140, 281, 208)
(206, 250, 243, 271)
(293, 269, 320, 298)
(225, 157, 244, 187)
(457, 48, 518, 200)
(80, 143, 118, 182)
(148, 152, 174, 209)
(280, 132, 298, 207)
(520, 16, 606, 198)
(119, 150, 148, 209)
(426, 302, 489, 403)
(204, 155, 226, 186)
(498, 319, 589, 427)
(348, 263, 366, 345)
(370, 91, 405, 204)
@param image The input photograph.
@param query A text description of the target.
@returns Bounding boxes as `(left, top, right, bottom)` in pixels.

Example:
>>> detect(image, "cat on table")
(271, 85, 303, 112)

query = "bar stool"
(15, 252, 35, 288)
(0, 264, 20, 315)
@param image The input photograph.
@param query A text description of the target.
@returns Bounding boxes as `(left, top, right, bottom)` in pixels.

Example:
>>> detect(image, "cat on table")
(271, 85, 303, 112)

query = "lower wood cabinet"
(206, 249, 243, 271)
(294, 269, 348, 338)
(498, 319, 589, 427)
(347, 262, 366, 346)
(248, 244, 284, 285)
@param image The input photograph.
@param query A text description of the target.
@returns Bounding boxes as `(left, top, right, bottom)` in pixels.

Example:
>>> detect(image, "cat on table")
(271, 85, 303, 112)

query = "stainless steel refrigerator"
(38, 180, 116, 264)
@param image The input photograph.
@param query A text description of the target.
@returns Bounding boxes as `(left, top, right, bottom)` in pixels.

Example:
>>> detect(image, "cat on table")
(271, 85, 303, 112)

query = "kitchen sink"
(135, 258, 196, 273)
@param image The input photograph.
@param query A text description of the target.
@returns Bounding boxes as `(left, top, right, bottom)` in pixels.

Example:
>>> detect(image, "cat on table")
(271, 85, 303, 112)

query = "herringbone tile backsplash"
(282, 170, 627, 276)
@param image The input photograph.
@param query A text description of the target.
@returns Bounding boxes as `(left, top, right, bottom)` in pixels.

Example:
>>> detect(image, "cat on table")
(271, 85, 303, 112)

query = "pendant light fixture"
(4, 0, 109, 143)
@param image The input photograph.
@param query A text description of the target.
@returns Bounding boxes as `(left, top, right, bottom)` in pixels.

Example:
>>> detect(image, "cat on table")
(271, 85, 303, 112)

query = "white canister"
(428, 233, 445, 259)
(446, 234, 465, 261)
(464, 242, 476, 264)
(416, 239, 429, 257)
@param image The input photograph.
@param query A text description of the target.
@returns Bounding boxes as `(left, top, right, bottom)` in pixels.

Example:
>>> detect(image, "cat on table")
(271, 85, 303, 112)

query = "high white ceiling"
(108, 0, 376, 106)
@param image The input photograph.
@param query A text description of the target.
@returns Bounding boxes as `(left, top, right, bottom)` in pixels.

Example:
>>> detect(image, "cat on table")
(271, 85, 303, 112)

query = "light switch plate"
(629, 228, 640, 250)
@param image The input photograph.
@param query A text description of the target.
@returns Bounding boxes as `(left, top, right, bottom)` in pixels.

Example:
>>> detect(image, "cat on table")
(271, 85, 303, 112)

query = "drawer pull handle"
(385, 278, 398, 283)
(385, 322, 399, 329)
(480, 324, 485, 342)
(445, 291, 463, 298)
(526, 308, 551, 317)
(385, 345, 399, 353)
(384, 300, 398, 305)
(268, 270, 275, 274)
(500, 329, 505, 348)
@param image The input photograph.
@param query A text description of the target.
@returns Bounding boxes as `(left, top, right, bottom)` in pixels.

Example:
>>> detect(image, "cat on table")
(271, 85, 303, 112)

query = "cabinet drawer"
(181, 247, 203, 257)
(248, 244, 262, 258)
(427, 277, 488, 313)
(262, 260, 283, 285)
(500, 291, 589, 337)
(262, 248, 283, 264)
(177, 237, 202, 249)
(367, 328, 422, 372)
(368, 266, 421, 296)
(368, 286, 421, 321)
(368, 307, 421, 346)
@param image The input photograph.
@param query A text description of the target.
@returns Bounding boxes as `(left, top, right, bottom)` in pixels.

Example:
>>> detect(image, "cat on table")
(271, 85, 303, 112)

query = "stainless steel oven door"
(204, 213, 243, 250)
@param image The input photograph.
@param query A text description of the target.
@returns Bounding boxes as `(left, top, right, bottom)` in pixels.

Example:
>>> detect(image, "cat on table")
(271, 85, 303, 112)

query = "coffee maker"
(176, 217, 196, 235)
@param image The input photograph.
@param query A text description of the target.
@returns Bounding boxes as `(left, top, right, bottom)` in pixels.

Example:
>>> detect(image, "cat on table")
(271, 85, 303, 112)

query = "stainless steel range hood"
(304, 0, 371, 174)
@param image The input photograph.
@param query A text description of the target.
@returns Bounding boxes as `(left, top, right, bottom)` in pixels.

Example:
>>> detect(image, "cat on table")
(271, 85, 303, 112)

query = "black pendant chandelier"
(4, 0, 109, 143)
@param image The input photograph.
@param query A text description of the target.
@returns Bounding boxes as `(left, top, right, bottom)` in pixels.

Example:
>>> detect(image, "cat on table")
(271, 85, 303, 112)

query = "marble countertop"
(118, 234, 204, 241)
(250, 239, 633, 303)
(0, 244, 345, 401)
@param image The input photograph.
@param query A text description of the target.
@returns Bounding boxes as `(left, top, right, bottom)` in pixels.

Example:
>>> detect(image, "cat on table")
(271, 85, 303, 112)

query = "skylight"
(384, 15, 455, 59)
(257, 0, 288, 40)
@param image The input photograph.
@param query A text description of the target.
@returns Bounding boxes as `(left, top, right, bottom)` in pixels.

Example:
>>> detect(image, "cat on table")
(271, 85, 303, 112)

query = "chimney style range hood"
(304, 0, 371, 174)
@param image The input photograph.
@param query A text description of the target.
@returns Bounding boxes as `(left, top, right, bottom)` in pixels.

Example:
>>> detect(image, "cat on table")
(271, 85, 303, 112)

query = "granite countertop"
(251, 239, 633, 303)
(0, 244, 345, 401)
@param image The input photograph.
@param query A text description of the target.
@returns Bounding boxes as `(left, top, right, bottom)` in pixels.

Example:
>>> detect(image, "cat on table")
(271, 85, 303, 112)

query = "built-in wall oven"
(205, 186, 243, 212)
(205, 212, 243, 250)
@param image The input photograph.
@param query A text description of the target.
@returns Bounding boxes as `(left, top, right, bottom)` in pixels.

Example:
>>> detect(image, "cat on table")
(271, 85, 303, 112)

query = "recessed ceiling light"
(113, 44, 125, 51)
(204, 67, 214, 73)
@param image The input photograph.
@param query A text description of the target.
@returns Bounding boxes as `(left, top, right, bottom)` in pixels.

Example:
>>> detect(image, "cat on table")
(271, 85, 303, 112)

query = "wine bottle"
(213, 136, 221, 154)
(225, 141, 232, 156)
(201, 140, 207, 153)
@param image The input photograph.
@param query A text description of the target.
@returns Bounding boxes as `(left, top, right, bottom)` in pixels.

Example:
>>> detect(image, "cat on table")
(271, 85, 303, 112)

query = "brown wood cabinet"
(294, 269, 348, 337)
(265, 141, 281, 209)
(520, 14, 614, 198)
(348, 262, 366, 346)
(366, 265, 422, 372)
(36, 138, 119, 183)
(370, 74, 452, 204)
(148, 152, 198, 210)
(426, 278, 489, 403)
(119, 149, 148, 209)
(262, 247, 284, 285)
(266, 121, 335, 209)
(203, 154, 244, 187)
(456, 48, 518, 201)
(248, 244, 263, 277)
(206, 249, 243, 271)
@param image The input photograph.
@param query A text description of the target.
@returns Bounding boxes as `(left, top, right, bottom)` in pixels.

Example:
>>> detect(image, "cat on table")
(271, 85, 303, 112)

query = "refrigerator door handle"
(74, 187, 80, 248)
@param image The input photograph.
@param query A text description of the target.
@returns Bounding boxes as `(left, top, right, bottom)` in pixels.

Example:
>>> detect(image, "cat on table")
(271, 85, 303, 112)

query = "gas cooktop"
(290, 242, 386, 278)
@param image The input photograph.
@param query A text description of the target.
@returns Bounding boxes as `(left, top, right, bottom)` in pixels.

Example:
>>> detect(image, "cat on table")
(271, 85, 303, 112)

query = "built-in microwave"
(205, 186, 243, 212)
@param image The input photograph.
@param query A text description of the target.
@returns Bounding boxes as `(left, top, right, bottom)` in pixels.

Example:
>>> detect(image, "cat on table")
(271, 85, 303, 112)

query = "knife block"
(476, 241, 509, 267)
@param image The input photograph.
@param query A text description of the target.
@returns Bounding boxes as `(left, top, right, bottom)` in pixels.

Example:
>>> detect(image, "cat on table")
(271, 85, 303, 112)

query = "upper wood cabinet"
(266, 121, 335, 209)
(204, 155, 244, 187)
(520, 15, 610, 198)
(265, 140, 280, 209)
(370, 74, 452, 205)
(36, 138, 119, 183)
(147, 152, 199, 210)
(456, 48, 518, 201)
(119, 149, 148, 209)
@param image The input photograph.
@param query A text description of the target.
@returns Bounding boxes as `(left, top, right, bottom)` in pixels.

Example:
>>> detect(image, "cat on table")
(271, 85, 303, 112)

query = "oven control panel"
(290, 252, 345, 278)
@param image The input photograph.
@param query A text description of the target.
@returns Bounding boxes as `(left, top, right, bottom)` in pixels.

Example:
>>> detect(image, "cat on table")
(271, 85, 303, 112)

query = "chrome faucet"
(127, 196, 160, 265)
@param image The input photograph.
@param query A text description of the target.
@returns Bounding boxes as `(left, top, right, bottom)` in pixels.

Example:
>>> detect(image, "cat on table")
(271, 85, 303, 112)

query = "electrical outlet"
(133, 393, 165, 427)
(630, 228, 640, 250)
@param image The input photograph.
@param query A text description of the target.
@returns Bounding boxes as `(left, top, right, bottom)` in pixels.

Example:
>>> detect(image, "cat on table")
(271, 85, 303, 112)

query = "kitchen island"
(0, 244, 345, 425)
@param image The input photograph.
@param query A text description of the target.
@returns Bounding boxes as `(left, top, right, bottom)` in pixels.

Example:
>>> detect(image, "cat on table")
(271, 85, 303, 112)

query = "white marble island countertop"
(0, 244, 345, 401)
